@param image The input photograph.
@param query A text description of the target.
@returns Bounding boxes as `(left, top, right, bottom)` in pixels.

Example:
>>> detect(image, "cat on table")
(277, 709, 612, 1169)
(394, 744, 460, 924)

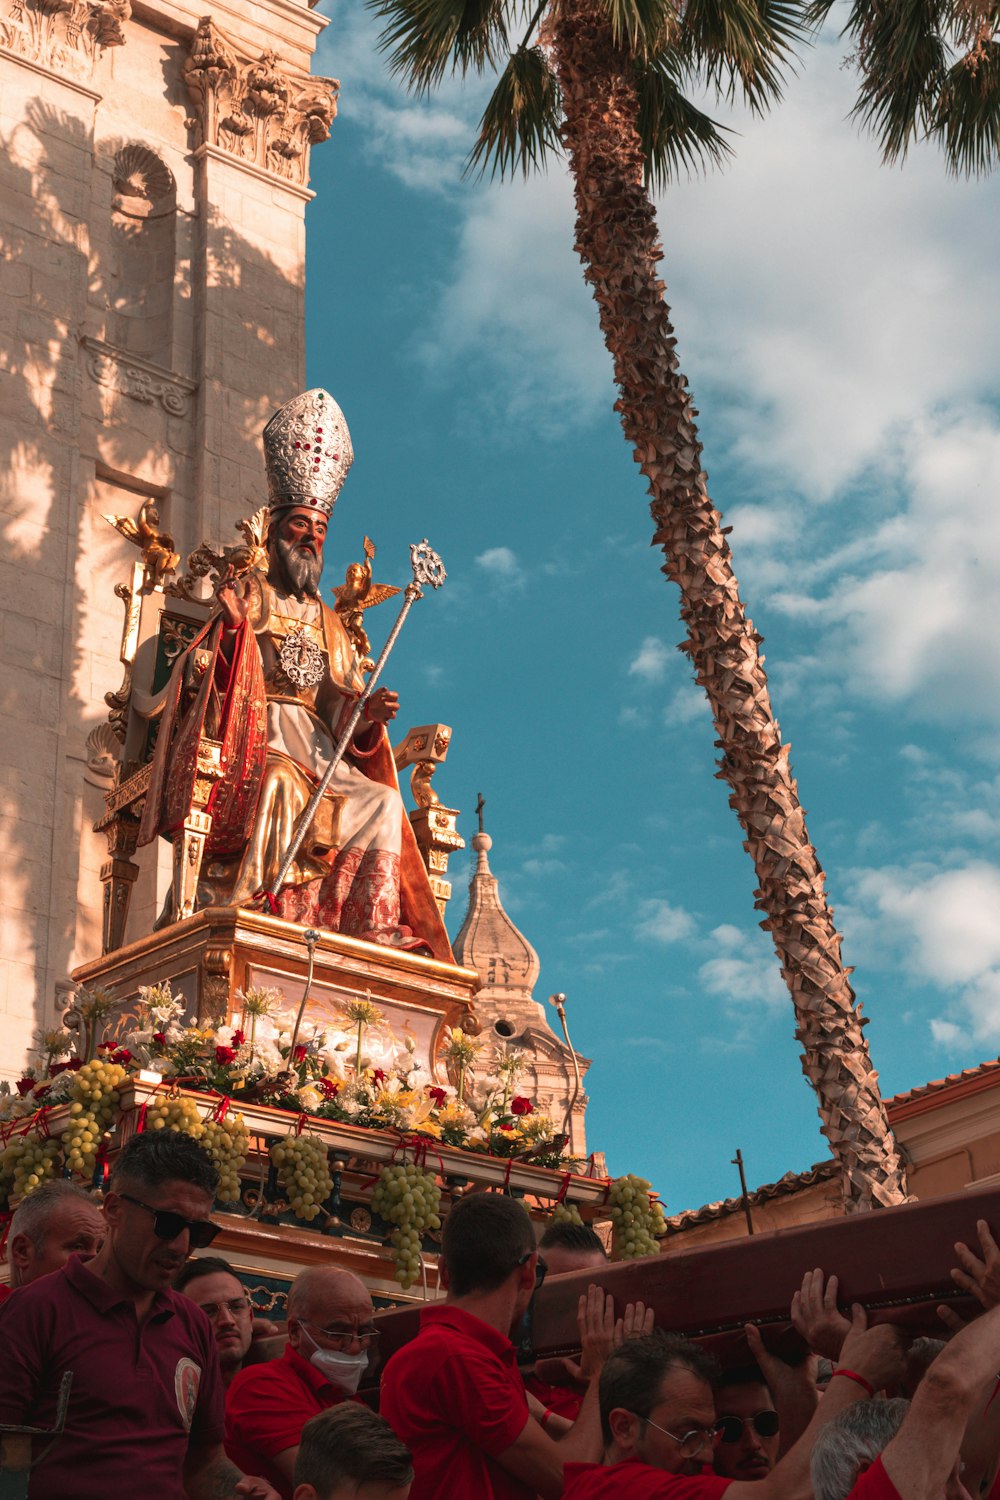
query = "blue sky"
(304, 3, 1000, 1213)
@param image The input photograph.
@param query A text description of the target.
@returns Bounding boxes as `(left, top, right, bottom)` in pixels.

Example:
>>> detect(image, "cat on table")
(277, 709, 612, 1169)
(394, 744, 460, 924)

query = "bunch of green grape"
(0, 1133, 61, 1202)
(203, 1114, 249, 1205)
(270, 1134, 332, 1223)
(607, 1174, 666, 1259)
(550, 1200, 584, 1227)
(63, 1059, 128, 1179)
(143, 1093, 205, 1139)
(372, 1163, 442, 1289)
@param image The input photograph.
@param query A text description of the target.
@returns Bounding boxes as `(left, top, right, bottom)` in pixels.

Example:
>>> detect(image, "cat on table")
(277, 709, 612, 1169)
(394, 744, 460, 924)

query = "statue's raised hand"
(216, 565, 248, 629)
(365, 687, 399, 725)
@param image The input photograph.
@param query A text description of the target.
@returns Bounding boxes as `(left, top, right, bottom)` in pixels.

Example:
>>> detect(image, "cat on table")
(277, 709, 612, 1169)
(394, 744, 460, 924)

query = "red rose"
(428, 1087, 447, 1108)
(510, 1097, 534, 1117)
(152, 1032, 167, 1048)
(293, 1045, 308, 1063)
(318, 1077, 340, 1098)
(231, 1030, 245, 1047)
(111, 1049, 132, 1066)
(215, 1045, 236, 1066)
(372, 1069, 386, 1087)
(498, 1121, 515, 1133)
(96, 1041, 112, 1052)
(15, 1076, 35, 1096)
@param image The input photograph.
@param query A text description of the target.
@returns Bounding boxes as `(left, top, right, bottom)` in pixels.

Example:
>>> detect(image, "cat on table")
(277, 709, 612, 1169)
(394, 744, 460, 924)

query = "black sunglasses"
(715, 1410, 780, 1445)
(120, 1192, 220, 1250)
(517, 1248, 548, 1291)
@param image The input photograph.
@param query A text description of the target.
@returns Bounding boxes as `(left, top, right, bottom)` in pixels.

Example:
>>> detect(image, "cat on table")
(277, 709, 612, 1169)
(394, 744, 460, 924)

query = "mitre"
(262, 388, 354, 518)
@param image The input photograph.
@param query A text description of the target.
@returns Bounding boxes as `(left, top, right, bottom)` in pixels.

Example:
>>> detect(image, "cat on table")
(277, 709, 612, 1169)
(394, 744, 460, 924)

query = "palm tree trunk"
(550, 0, 908, 1212)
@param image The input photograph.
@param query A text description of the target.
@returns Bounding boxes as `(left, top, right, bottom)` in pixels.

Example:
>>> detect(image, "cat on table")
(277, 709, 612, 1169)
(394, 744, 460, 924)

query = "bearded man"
(139, 389, 450, 959)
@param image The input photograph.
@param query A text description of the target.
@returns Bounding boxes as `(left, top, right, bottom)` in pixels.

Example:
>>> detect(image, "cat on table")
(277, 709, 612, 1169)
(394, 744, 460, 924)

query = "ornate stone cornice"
(83, 337, 198, 416)
(183, 16, 338, 190)
(0, 0, 128, 79)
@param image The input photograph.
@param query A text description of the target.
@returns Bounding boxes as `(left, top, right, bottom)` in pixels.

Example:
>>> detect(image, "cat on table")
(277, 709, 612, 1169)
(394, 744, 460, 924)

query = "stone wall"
(0, 0, 335, 1075)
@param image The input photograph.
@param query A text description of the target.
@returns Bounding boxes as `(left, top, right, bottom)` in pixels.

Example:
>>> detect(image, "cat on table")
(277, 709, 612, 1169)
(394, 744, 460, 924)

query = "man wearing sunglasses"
(562, 1307, 908, 1498)
(225, 1265, 377, 1500)
(713, 1369, 781, 1483)
(0, 1129, 279, 1500)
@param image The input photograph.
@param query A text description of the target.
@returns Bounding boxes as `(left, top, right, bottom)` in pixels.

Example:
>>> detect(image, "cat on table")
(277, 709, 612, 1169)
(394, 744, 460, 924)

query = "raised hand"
(835, 1302, 909, 1393)
(951, 1221, 1000, 1309)
(216, 565, 248, 629)
(791, 1268, 853, 1359)
(576, 1284, 617, 1379)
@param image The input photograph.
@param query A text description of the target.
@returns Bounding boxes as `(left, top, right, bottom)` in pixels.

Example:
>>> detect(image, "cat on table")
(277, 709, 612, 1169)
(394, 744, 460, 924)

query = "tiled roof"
(664, 1159, 838, 1232)
(885, 1057, 1000, 1109)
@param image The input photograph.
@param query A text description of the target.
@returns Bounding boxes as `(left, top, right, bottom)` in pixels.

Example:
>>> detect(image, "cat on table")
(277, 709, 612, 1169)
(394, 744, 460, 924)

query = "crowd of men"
(2, 1129, 1000, 1500)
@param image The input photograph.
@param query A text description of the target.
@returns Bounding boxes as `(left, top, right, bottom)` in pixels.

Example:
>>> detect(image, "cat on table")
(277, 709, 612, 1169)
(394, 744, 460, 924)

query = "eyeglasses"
(517, 1249, 548, 1291)
(198, 1298, 251, 1319)
(633, 1413, 718, 1459)
(715, 1411, 780, 1445)
(305, 1321, 380, 1350)
(119, 1193, 220, 1249)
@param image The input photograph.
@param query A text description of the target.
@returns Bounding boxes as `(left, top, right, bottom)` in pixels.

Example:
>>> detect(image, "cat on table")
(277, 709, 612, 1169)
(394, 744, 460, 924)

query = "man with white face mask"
(225, 1268, 376, 1500)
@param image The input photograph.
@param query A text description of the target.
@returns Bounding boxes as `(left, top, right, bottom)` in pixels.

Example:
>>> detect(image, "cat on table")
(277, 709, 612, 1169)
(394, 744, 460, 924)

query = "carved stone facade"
(0, 0, 335, 1075)
(454, 828, 591, 1158)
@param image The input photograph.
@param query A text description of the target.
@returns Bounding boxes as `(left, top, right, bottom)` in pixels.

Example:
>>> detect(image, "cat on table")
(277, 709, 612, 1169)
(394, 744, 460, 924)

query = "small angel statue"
(332, 536, 400, 667)
(103, 500, 180, 590)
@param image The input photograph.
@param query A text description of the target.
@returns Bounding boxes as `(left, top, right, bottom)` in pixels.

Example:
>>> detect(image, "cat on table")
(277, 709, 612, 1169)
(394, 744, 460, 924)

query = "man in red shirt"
(0, 1129, 277, 1500)
(226, 1266, 375, 1500)
(379, 1192, 638, 1500)
(562, 1310, 908, 1500)
(5, 1180, 105, 1292)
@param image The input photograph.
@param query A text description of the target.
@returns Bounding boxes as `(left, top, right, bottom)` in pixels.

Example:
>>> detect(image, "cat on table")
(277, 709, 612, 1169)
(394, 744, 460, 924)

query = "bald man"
(225, 1268, 376, 1500)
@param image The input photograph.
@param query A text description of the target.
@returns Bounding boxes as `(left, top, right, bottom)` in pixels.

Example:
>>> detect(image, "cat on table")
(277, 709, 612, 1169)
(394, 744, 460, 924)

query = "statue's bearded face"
(269, 508, 327, 597)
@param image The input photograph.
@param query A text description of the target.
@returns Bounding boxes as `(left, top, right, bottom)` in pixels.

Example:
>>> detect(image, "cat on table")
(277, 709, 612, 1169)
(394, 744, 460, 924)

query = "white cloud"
(698, 925, 787, 1012)
(628, 636, 670, 682)
(634, 898, 696, 945)
(475, 546, 524, 589)
(845, 860, 1000, 1045)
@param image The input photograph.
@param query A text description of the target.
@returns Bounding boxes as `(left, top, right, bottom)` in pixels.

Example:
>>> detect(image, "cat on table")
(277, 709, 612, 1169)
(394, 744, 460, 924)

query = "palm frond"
(678, 0, 812, 112)
(931, 43, 1000, 175)
(604, 0, 680, 56)
(847, 0, 948, 161)
(367, 0, 510, 93)
(466, 45, 562, 178)
(636, 55, 734, 187)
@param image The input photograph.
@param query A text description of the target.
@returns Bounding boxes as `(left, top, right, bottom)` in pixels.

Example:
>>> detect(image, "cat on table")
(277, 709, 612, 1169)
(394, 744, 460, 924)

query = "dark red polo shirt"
(563, 1460, 733, 1497)
(225, 1342, 350, 1500)
(0, 1253, 224, 1499)
(0, 1284, 11, 1305)
(379, 1303, 533, 1500)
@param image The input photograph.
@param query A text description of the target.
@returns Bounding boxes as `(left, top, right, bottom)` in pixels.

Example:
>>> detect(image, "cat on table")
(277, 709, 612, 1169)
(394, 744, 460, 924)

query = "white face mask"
(301, 1328, 369, 1394)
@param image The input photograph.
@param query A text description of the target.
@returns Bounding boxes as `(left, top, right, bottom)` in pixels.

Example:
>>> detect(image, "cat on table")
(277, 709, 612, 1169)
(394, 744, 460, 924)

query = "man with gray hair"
(810, 1400, 909, 1500)
(3, 1180, 105, 1295)
(225, 1266, 376, 1500)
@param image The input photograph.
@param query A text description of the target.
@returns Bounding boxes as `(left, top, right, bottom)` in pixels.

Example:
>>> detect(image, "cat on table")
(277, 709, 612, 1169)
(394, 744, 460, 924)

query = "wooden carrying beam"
(372, 1183, 1000, 1370)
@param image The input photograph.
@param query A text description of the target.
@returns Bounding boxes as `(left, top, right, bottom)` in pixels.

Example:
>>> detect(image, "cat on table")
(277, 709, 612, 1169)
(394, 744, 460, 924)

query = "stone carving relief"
(184, 17, 339, 188)
(0, 0, 129, 77)
(83, 337, 196, 416)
